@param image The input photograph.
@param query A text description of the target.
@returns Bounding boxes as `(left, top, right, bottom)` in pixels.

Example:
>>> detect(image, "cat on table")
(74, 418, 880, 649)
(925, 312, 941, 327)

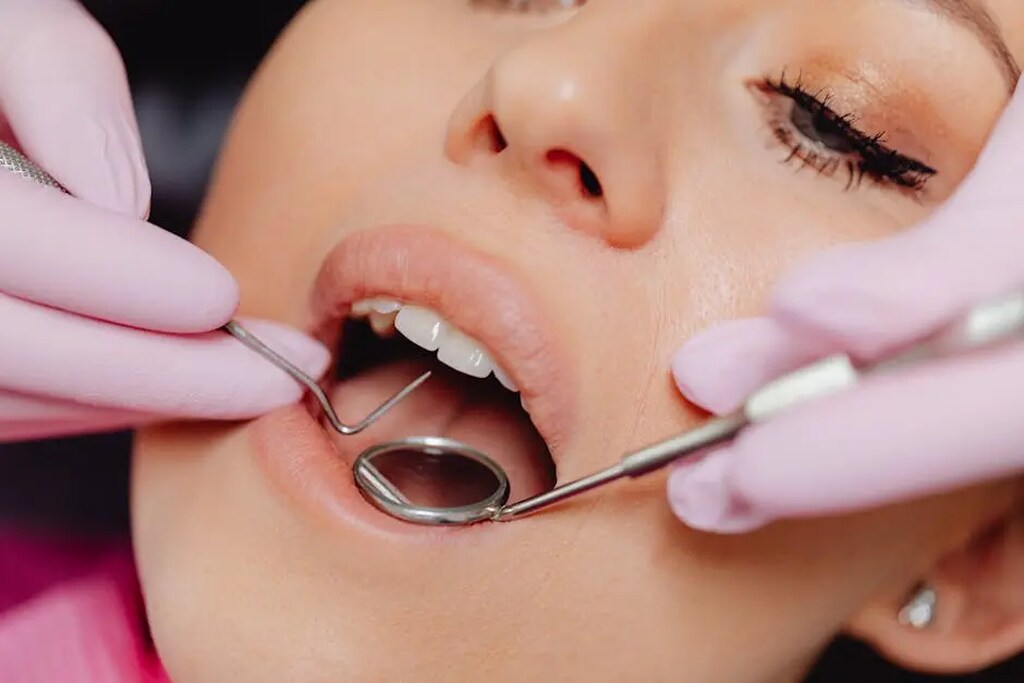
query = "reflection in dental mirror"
(364, 448, 500, 507)
(354, 437, 510, 525)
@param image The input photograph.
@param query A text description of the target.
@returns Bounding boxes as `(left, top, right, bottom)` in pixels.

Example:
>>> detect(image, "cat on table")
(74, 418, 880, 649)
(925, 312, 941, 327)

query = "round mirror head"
(353, 437, 510, 525)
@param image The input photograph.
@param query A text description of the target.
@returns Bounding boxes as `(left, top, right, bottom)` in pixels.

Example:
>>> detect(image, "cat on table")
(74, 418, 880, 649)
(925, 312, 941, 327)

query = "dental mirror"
(354, 437, 510, 525)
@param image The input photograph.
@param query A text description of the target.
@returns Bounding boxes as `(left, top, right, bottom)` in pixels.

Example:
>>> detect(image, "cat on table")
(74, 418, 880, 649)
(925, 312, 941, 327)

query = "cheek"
(658, 171, 921, 335)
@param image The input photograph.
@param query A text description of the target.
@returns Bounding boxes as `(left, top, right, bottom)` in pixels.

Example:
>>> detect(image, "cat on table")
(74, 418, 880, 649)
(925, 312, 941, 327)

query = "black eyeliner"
(759, 72, 937, 194)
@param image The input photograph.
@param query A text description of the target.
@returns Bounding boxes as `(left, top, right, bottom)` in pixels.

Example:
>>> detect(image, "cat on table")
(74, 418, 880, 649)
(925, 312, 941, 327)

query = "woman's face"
(133, 1, 1024, 681)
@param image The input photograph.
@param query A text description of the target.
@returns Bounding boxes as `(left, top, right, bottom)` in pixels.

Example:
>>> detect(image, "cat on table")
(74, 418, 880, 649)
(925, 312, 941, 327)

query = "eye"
(789, 100, 857, 155)
(753, 72, 937, 195)
(471, 0, 587, 13)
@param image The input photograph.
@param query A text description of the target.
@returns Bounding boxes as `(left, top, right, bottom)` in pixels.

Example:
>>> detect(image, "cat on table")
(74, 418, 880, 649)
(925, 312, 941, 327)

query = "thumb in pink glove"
(667, 79, 1024, 533)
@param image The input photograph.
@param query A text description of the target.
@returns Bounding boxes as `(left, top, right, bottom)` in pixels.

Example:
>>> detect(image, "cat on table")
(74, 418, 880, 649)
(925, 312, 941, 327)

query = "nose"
(445, 27, 665, 249)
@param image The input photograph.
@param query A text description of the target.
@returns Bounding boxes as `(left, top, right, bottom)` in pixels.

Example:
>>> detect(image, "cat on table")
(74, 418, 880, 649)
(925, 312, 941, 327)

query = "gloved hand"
(666, 80, 1024, 533)
(0, 0, 329, 442)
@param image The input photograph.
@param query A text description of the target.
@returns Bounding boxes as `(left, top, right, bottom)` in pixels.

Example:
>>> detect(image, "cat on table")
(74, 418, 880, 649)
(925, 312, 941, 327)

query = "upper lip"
(306, 224, 575, 457)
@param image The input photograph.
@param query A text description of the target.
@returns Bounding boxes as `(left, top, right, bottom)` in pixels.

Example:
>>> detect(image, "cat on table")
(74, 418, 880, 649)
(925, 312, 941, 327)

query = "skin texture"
(133, 1, 1024, 681)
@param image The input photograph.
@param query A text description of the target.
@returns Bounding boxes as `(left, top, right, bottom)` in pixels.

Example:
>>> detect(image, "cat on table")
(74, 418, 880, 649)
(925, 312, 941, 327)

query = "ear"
(846, 506, 1024, 674)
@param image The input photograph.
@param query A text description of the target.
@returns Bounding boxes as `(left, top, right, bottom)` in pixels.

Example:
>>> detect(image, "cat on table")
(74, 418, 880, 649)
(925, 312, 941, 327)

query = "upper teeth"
(351, 298, 519, 392)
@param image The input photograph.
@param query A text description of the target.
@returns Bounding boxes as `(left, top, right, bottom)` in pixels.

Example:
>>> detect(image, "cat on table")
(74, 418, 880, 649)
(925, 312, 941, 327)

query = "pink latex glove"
(667, 81, 1024, 533)
(0, 0, 329, 442)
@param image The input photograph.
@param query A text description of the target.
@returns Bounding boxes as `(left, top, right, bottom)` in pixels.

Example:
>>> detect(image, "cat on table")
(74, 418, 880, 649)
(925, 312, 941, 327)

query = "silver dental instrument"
(352, 288, 1024, 526)
(221, 322, 431, 434)
(1, 139, 428, 434)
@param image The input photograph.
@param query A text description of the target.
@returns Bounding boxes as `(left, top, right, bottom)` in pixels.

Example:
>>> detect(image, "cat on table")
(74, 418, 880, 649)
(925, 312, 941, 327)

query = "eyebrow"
(902, 0, 1021, 91)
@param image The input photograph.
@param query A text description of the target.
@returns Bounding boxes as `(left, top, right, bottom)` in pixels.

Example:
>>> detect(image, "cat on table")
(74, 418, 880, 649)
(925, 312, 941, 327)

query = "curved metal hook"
(223, 320, 430, 435)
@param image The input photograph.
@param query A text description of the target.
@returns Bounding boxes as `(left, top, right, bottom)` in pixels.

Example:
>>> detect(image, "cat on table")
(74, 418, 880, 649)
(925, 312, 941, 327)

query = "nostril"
(494, 123, 508, 153)
(546, 149, 604, 200)
(478, 114, 508, 153)
(578, 161, 603, 198)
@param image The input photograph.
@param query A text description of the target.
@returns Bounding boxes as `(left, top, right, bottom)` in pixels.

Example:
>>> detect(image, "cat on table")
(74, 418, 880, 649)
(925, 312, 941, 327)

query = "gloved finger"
(671, 317, 828, 415)
(0, 0, 149, 217)
(0, 294, 331, 418)
(668, 342, 1024, 533)
(0, 413, 151, 444)
(771, 82, 1024, 360)
(0, 173, 238, 333)
(0, 388, 145, 422)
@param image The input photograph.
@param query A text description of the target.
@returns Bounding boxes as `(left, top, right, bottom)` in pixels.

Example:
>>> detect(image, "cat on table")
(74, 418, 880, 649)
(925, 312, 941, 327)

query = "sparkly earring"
(899, 584, 937, 629)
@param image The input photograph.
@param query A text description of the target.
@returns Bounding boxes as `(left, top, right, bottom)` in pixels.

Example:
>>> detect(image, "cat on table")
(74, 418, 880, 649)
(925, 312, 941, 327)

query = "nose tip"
(445, 50, 664, 249)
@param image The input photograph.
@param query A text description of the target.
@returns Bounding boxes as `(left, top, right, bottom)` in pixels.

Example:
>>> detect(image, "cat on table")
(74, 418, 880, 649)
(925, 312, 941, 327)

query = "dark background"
(0, 2, 1020, 680)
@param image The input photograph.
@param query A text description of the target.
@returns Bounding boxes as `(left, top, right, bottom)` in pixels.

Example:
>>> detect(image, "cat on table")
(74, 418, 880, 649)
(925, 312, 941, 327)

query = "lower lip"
(250, 404, 482, 540)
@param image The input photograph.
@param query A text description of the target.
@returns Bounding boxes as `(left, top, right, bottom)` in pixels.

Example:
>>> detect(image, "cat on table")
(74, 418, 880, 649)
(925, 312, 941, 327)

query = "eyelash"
(756, 72, 937, 195)
(471, 0, 587, 13)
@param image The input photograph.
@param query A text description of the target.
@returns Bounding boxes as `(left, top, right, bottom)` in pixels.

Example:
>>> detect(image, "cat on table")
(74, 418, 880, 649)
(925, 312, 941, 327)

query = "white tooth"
(492, 365, 518, 392)
(369, 310, 398, 337)
(351, 299, 374, 316)
(437, 327, 494, 379)
(520, 395, 530, 413)
(368, 298, 402, 314)
(395, 305, 447, 351)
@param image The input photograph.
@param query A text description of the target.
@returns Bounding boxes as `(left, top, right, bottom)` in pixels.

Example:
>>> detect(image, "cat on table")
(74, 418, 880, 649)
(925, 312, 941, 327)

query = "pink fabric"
(0, 529, 165, 682)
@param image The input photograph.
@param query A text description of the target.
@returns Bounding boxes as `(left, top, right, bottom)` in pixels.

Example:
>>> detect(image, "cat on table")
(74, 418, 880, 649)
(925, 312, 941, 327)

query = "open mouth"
(322, 303, 555, 505)
(305, 226, 572, 510)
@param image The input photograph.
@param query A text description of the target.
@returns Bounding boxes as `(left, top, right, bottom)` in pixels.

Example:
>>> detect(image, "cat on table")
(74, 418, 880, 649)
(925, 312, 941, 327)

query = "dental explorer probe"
(221, 321, 430, 434)
(0, 140, 429, 434)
